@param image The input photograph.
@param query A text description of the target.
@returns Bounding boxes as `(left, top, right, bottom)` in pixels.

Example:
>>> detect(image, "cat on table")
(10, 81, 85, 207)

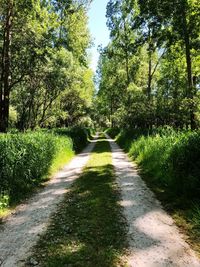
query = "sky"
(88, 0, 110, 72)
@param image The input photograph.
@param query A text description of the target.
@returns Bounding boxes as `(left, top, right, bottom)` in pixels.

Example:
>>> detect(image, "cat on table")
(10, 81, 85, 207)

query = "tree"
(0, 0, 94, 131)
(96, 0, 200, 130)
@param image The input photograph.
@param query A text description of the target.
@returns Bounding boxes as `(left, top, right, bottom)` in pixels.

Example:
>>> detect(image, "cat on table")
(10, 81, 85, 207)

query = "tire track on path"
(0, 137, 97, 267)
(107, 134, 200, 267)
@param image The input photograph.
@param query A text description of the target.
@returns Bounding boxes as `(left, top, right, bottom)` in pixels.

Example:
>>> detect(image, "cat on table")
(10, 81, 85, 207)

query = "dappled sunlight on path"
(106, 134, 200, 267)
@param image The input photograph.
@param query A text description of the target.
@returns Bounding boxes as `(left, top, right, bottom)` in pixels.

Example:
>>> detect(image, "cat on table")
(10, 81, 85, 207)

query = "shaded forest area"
(0, 0, 94, 133)
(94, 0, 200, 201)
(95, 0, 200, 130)
(1, 0, 199, 132)
(0, 0, 95, 212)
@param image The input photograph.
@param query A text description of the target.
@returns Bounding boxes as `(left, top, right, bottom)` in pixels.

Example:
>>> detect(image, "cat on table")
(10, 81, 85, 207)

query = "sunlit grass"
(30, 136, 128, 267)
(49, 149, 75, 177)
(113, 128, 200, 259)
(0, 133, 75, 220)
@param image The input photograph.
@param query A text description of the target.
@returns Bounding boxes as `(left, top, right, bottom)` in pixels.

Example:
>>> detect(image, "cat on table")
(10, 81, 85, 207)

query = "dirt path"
(107, 134, 200, 267)
(1, 135, 200, 267)
(0, 139, 97, 267)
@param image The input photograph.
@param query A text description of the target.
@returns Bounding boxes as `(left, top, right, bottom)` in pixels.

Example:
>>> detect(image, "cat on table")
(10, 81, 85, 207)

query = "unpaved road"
(1, 135, 200, 267)
(0, 139, 96, 267)
(107, 134, 200, 267)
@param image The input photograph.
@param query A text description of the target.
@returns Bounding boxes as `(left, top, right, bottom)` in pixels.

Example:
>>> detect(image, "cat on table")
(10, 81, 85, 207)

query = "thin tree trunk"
(181, 4, 196, 129)
(0, 1, 13, 132)
(0, 27, 6, 131)
(123, 20, 130, 86)
(147, 50, 152, 101)
(147, 25, 152, 101)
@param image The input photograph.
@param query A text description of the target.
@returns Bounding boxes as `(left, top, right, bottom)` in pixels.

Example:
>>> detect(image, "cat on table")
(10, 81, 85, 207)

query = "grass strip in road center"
(30, 135, 128, 267)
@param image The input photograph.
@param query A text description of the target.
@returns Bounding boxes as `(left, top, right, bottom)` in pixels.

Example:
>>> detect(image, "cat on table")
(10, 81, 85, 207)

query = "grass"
(0, 132, 76, 220)
(172, 207, 200, 257)
(138, 170, 200, 258)
(0, 143, 74, 220)
(0, 127, 93, 219)
(109, 127, 200, 259)
(30, 135, 128, 267)
(49, 142, 74, 176)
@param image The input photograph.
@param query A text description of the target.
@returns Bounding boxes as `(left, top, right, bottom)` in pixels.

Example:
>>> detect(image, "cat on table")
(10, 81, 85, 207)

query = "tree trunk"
(181, 3, 196, 129)
(147, 50, 152, 101)
(110, 96, 113, 128)
(123, 19, 130, 86)
(147, 25, 152, 101)
(0, 1, 13, 132)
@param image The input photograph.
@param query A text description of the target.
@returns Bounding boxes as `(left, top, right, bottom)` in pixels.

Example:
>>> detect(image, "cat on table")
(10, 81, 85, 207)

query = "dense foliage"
(94, 0, 200, 130)
(52, 127, 92, 152)
(0, 127, 90, 209)
(0, 0, 94, 133)
(107, 127, 200, 200)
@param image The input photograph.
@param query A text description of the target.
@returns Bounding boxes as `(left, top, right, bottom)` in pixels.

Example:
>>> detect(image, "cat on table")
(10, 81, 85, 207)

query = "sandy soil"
(107, 134, 200, 267)
(0, 139, 97, 267)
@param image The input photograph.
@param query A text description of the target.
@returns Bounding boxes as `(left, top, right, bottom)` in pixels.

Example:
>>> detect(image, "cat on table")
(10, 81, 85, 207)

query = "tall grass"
(48, 127, 91, 153)
(0, 132, 74, 206)
(107, 127, 200, 255)
(0, 127, 91, 211)
(108, 127, 200, 200)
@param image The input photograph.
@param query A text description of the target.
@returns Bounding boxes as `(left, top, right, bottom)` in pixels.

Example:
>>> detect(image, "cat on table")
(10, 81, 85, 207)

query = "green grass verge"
(110, 128, 200, 258)
(0, 151, 74, 220)
(140, 171, 200, 257)
(0, 133, 75, 220)
(30, 136, 128, 267)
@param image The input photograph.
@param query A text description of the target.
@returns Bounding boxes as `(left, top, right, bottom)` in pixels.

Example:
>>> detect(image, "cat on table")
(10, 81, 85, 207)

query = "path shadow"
(29, 138, 161, 267)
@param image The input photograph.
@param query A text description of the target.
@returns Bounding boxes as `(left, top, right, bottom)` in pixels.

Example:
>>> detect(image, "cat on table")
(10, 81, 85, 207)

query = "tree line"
(0, 0, 94, 132)
(95, 0, 200, 130)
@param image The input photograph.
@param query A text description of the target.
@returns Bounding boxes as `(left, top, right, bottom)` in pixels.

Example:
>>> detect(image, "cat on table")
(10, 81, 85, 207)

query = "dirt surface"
(0, 139, 97, 267)
(1, 135, 200, 267)
(107, 134, 200, 267)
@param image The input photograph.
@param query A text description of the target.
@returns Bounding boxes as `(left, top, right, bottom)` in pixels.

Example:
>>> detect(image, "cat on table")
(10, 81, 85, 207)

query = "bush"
(169, 131, 200, 197)
(52, 127, 91, 152)
(0, 132, 74, 204)
(113, 128, 150, 152)
(105, 128, 120, 139)
(115, 128, 200, 200)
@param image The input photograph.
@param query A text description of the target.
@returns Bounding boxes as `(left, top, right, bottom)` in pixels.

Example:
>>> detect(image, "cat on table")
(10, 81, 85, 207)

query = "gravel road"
(0, 139, 97, 267)
(1, 135, 200, 267)
(107, 134, 200, 267)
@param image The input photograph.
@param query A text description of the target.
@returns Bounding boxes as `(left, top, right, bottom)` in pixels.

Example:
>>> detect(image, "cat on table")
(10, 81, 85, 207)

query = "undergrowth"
(107, 127, 200, 256)
(51, 127, 93, 152)
(0, 127, 90, 215)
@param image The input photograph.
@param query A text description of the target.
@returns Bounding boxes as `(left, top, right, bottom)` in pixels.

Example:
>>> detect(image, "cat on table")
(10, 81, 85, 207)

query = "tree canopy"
(0, 0, 94, 132)
(0, 0, 199, 132)
(95, 0, 200, 130)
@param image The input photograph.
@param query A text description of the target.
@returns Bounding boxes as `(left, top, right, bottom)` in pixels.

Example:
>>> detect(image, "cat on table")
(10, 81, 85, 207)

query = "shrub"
(52, 127, 90, 152)
(105, 128, 120, 139)
(0, 132, 74, 204)
(115, 128, 200, 200)
(116, 128, 150, 152)
(169, 131, 200, 197)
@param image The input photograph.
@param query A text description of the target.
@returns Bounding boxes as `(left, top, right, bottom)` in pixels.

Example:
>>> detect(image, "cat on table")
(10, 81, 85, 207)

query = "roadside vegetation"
(94, 0, 200, 258)
(107, 127, 200, 256)
(0, 127, 90, 217)
(0, 0, 200, 259)
(30, 135, 128, 267)
(0, 0, 95, 218)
